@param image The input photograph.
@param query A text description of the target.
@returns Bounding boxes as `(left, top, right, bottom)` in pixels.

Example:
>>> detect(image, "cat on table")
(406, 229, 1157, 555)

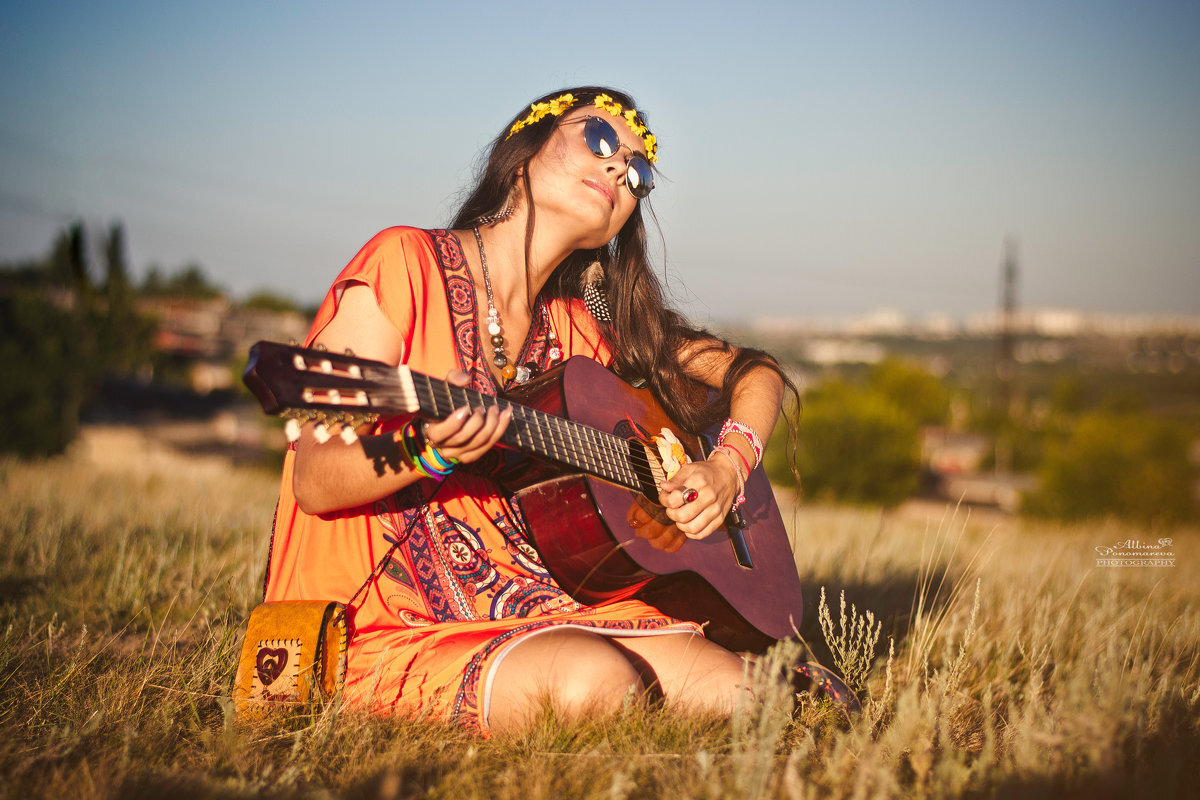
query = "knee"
(489, 629, 645, 728)
(550, 644, 645, 716)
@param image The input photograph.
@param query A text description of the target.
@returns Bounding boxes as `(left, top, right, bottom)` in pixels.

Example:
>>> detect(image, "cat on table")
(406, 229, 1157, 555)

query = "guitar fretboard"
(382, 367, 645, 490)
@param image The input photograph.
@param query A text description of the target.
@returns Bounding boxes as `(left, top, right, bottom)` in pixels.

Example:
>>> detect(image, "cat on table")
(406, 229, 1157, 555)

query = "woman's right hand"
(421, 369, 512, 464)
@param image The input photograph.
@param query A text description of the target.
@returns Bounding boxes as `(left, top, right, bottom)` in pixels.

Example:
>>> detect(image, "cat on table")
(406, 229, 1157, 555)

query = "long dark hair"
(451, 86, 797, 438)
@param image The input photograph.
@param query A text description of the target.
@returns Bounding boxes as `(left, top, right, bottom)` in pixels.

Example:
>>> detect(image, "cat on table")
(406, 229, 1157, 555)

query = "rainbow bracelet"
(397, 420, 458, 480)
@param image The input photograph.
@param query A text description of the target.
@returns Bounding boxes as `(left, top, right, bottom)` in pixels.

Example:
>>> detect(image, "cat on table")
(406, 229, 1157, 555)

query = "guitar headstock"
(243, 341, 419, 443)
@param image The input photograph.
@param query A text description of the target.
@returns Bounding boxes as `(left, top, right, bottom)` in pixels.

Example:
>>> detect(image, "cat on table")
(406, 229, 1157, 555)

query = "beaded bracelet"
(718, 419, 763, 470)
(709, 445, 747, 511)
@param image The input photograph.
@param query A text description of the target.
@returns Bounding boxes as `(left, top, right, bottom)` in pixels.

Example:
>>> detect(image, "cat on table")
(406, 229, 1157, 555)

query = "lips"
(583, 178, 615, 208)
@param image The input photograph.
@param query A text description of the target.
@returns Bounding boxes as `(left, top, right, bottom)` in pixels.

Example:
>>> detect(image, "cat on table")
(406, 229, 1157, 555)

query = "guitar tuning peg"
(344, 347, 356, 356)
(284, 418, 302, 442)
(288, 338, 299, 346)
(313, 424, 332, 444)
(314, 343, 328, 352)
(339, 425, 358, 445)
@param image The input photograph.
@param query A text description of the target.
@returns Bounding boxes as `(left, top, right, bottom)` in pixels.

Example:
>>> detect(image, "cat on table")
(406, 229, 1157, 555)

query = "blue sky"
(2, 1, 1198, 323)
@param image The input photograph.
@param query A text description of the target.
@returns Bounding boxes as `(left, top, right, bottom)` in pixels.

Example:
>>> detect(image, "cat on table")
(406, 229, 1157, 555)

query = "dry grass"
(1, 429, 1197, 799)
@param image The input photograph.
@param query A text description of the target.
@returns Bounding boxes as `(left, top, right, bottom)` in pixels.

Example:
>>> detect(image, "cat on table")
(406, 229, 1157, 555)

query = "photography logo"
(1095, 538, 1175, 568)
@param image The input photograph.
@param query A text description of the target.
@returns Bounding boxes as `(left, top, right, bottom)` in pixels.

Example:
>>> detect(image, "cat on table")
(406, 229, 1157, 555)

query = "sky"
(2, 1, 1198, 325)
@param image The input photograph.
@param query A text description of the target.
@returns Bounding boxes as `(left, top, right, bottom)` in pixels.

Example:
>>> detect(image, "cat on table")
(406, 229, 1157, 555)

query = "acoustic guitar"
(243, 340, 804, 651)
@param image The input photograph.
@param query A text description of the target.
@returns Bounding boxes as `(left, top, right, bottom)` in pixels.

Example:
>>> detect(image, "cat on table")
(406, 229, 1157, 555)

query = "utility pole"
(995, 237, 1018, 474)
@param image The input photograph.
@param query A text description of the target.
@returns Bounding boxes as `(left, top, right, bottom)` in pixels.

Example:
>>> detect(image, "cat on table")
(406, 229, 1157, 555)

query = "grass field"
(2, 427, 1197, 799)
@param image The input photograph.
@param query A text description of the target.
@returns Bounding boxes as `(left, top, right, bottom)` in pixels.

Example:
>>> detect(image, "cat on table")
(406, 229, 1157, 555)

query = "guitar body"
(499, 357, 804, 652)
(244, 342, 804, 653)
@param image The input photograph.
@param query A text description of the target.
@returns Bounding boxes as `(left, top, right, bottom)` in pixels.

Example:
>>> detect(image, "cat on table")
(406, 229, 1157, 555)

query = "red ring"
(681, 488, 699, 504)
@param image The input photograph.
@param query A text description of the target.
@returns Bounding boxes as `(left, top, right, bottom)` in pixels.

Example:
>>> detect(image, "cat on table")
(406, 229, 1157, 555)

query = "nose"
(603, 154, 627, 176)
(600, 146, 634, 179)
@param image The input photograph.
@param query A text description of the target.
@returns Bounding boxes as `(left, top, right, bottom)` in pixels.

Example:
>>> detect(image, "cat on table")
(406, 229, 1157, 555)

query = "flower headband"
(506, 92, 658, 163)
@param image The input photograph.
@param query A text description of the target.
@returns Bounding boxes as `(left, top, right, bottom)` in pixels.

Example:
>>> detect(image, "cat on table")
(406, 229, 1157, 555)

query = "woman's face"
(525, 106, 649, 249)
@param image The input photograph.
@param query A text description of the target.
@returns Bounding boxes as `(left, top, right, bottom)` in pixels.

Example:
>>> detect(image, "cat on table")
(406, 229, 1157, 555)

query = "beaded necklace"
(472, 227, 560, 386)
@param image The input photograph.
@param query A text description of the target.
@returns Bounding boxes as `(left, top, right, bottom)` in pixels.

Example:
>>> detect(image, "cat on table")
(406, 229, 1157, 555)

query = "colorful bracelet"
(718, 419, 763, 470)
(709, 445, 747, 511)
(396, 420, 458, 480)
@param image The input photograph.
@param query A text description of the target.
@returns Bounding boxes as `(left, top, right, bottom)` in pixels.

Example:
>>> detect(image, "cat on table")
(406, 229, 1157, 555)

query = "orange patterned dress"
(263, 227, 698, 734)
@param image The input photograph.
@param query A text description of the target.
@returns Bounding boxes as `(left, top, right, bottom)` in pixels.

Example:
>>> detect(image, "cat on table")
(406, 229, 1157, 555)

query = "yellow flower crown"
(505, 92, 658, 163)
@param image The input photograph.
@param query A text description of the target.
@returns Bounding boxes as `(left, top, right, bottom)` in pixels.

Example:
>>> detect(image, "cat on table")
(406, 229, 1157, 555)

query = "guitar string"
(358, 365, 669, 482)
(415, 376, 656, 487)
(433, 378, 630, 464)
(378, 381, 638, 486)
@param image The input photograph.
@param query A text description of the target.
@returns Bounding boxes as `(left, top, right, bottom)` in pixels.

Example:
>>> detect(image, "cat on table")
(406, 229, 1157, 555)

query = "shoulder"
(352, 226, 437, 265)
(333, 227, 442, 288)
(307, 227, 447, 345)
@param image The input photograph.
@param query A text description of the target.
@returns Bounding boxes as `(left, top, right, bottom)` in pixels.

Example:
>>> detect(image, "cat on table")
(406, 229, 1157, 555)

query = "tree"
(241, 290, 300, 313)
(0, 290, 93, 456)
(793, 379, 922, 507)
(99, 223, 156, 372)
(0, 221, 158, 456)
(1023, 412, 1197, 524)
(867, 359, 951, 426)
(47, 221, 91, 294)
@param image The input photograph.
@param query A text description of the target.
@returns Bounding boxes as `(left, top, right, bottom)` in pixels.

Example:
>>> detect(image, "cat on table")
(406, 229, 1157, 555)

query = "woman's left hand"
(658, 456, 742, 540)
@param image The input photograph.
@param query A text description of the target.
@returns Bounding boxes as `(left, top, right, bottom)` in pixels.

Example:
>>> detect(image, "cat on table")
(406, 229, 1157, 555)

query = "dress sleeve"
(304, 227, 439, 364)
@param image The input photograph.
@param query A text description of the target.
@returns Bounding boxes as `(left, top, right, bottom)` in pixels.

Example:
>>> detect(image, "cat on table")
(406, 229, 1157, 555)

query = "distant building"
(139, 296, 310, 393)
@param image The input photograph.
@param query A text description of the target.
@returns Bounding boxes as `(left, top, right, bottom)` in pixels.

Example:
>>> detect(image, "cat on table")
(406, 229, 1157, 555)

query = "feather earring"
(581, 255, 612, 323)
(475, 201, 513, 226)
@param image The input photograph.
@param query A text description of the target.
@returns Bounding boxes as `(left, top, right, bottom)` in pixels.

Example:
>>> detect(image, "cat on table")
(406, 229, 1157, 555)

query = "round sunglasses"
(563, 116, 655, 199)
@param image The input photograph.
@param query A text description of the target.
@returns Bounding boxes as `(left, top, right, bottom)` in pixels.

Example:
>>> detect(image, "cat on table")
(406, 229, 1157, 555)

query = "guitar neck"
(387, 367, 643, 491)
(243, 341, 648, 491)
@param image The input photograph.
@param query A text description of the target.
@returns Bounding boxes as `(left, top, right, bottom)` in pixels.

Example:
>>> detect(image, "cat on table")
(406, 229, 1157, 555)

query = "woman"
(264, 87, 793, 735)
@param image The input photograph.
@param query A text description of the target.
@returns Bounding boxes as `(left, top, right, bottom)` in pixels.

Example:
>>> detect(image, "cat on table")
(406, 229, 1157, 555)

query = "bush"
(867, 359, 951, 426)
(0, 292, 94, 456)
(1023, 411, 1198, 524)
(792, 380, 922, 507)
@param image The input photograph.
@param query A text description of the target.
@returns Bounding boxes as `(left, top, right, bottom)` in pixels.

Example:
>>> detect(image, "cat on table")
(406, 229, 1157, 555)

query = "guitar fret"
(521, 412, 546, 456)
(550, 418, 566, 461)
(394, 363, 638, 488)
(550, 416, 569, 465)
(502, 401, 519, 448)
(587, 423, 629, 484)
(551, 417, 570, 464)
(585, 425, 617, 482)
(420, 376, 441, 418)
(512, 404, 533, 451)
(565, 422, 593, 477)
(584, 425, 612, 479)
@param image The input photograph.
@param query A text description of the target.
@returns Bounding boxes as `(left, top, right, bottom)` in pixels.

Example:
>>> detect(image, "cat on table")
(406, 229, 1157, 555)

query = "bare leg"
(486, 628, 645, 735)
(610, 633, 751, 716)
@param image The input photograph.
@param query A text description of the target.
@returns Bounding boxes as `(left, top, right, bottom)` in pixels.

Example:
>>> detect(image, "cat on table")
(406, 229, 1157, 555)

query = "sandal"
(792, 661, 861, 714)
